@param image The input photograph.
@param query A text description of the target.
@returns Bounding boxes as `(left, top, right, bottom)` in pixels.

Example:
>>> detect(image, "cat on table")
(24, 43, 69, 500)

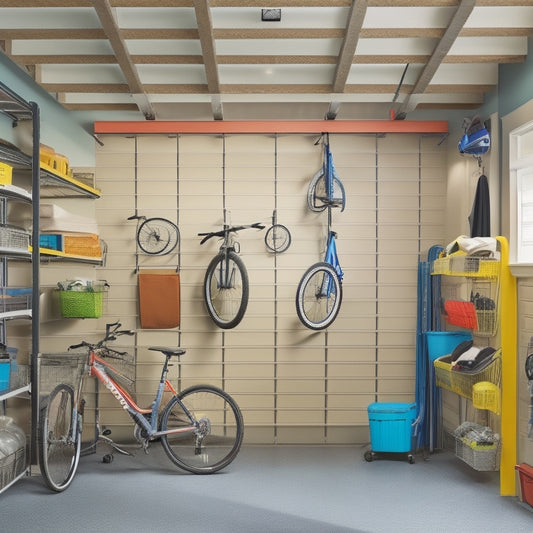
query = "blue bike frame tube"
(325, 232, 343, 281)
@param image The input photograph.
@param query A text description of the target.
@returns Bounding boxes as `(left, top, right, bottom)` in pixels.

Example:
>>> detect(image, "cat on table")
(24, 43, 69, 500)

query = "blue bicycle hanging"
(296, 230, 343, 330)
(307, 139, 346, 213)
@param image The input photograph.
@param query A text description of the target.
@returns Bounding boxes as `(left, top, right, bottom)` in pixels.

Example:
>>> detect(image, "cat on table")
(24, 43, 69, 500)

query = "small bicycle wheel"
(265, 224, 291, 253)
(296, 261, 343, 330)
(137, 217, 179, 255)
(204, 250, 249, 329)
(307, 169, 346, 212)
(159, 385, 244, 474)
(39, 384, 81, 492)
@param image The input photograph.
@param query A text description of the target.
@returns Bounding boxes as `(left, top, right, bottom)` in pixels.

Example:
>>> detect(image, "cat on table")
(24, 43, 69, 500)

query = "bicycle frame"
(85, 350, 198, 441)
(320, 231, 343, 296)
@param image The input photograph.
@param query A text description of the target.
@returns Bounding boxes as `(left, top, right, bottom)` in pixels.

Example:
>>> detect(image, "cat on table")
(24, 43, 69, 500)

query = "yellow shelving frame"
(496, 236, 517, 496)
(432, 236, 517, 495)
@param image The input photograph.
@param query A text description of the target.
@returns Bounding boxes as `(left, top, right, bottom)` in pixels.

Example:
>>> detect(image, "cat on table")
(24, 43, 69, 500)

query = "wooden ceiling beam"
(90, 0, 155, 119)
(193, 0, 223, 119)
(398, 0, 476, 114)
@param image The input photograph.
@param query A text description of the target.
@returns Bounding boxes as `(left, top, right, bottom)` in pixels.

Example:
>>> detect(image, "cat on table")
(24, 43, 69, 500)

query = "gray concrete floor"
(2, 445, 532, 533)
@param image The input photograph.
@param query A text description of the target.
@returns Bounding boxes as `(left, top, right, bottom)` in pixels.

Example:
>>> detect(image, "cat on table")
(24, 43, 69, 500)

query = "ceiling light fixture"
(261, 9, 281, 22)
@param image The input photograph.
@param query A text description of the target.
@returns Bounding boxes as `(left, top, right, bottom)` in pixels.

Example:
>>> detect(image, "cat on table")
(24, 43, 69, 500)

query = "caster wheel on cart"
(103, 454, 114, 464)
(364, 450, 374, 462)
(408, 454, 415, 464)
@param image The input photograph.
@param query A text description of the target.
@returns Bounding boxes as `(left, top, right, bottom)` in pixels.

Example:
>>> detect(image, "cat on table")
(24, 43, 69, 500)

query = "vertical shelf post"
(30, 101, 40, 465)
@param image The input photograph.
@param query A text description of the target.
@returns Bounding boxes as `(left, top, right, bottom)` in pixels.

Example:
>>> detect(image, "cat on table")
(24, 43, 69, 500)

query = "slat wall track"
(35, 132, 447, 445)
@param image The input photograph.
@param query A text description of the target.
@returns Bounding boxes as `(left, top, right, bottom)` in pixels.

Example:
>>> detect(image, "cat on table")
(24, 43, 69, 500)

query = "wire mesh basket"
(0, 225, 30, 253)
(0, 287, 32, 313)
(434, 349, 501, 399)
(0, 447, 26, 490)
(455, 436, 501, 471)
(432, 254, 500, 278)
(38, 353, 87, 398)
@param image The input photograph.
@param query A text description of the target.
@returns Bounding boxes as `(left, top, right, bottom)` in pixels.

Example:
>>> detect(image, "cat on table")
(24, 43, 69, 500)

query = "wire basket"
(0, 447, 26, 490)
(432, 255, 500, 278)
(434, 349, 501, 399)
(455, 436, 500, 471)
(0, 225, 30, 252)
(38, 353, 87, 398)
(0, 287, 32, 313)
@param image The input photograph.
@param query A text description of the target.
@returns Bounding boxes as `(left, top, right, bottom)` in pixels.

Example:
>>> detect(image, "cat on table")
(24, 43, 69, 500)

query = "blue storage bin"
(0, 360, 10, 392)
(367, 402, 416, 453)
(39, 234, 63, 251)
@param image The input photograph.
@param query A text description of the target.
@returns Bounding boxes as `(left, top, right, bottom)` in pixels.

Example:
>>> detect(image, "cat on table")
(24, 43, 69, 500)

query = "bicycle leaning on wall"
(39, 322, 244, 492)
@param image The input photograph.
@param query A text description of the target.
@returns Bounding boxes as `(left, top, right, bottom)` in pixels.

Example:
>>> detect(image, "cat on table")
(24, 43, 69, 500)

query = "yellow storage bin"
(472, 381, 501, 413)
(39, 144, 55, 167)
(63, 233, 102, 258)
(0, 162, 12, 185)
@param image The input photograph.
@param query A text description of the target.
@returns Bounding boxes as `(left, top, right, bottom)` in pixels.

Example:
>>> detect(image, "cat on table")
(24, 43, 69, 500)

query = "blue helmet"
(458, 116, 490, 156)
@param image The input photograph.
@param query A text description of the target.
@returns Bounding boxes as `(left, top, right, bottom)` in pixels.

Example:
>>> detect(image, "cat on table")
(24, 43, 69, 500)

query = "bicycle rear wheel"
(296, 261, 343, 330)
(203, 250, 249, 329)
(307, 169, 346, 212)
(39, 384, 81, 492)
(159, 385, 244, 474)
(137, 217, 179, 255)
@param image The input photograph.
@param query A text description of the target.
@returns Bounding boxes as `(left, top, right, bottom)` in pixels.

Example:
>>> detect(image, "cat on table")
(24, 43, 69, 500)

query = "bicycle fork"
(217, 249, 236, 289)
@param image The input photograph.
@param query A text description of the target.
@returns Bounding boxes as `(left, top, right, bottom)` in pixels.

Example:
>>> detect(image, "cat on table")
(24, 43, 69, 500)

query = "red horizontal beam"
(94, 120, 448, 135)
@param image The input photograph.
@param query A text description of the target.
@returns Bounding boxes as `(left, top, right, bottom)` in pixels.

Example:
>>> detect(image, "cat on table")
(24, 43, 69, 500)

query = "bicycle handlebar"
(68, 322, 134, 352)
(198, 222, 265, 244)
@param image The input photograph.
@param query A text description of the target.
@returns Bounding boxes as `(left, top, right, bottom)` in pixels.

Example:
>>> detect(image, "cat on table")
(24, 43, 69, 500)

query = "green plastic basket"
(59, 290, 103, 318)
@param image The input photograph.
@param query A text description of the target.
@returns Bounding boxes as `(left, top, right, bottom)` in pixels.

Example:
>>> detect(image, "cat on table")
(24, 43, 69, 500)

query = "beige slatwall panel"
(32, 132, 447, 445)
(517, 278, 533, 465)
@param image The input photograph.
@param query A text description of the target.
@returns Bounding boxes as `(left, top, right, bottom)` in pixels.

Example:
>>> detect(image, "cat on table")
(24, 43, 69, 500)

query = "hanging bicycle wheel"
(137, 217, 180, 255)
(203, 250, 249, 329)
(295, 261, 343, 330)
(39, 384, 81, 492)
(307, 169, 346, 212)
(265, 224, 291, 253)
(160, 384, 244, 474)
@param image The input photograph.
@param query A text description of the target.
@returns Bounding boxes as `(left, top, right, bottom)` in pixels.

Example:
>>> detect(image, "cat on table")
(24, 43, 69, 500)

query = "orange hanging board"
(138, 269, 180, 329)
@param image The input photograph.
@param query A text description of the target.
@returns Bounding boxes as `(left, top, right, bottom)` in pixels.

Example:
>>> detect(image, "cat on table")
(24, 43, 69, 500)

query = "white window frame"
(510, 119, 533, 269)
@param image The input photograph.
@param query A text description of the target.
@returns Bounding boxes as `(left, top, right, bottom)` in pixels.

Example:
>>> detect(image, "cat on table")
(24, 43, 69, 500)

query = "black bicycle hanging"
(198, 212, 264, 329)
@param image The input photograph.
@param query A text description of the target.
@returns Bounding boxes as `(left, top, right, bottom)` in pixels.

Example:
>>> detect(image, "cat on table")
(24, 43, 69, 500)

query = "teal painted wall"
(499, 37, 533, 118)
(0, 55, 96, 167)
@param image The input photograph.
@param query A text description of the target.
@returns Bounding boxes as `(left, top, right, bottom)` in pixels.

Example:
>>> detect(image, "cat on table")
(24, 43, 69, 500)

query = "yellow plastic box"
(0, 162, 13, 185)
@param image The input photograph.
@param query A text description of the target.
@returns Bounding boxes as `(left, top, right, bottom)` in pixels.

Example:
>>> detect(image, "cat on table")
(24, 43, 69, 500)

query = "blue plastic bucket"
(367, 402, 416, 453)
(425, 331, 473, 362)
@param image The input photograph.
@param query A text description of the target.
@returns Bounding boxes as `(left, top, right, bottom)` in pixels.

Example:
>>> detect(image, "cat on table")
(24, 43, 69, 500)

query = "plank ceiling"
(0, 0, 532, 121)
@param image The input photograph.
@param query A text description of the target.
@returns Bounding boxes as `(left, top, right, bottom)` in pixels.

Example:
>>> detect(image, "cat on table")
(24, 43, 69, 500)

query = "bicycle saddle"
(148, 346, 186, 357)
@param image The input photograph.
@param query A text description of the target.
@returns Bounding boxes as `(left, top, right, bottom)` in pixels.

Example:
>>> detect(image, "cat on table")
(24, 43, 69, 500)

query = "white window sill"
(509, 264, 533, 278)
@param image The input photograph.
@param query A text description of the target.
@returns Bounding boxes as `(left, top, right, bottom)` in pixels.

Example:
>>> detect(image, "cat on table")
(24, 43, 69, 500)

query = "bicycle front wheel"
(204, 251, 249, 329)
(39, 384, 81, 492)
(265, 224, 291, 253)
(296, 261, 343, 330)
(160, 385, 244, 474)
(307, 169, 346, 212)
(137, 217, 180, 255)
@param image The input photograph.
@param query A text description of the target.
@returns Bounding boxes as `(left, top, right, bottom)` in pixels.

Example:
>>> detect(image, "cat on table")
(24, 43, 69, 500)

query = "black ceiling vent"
(261, 9, 281, 22)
